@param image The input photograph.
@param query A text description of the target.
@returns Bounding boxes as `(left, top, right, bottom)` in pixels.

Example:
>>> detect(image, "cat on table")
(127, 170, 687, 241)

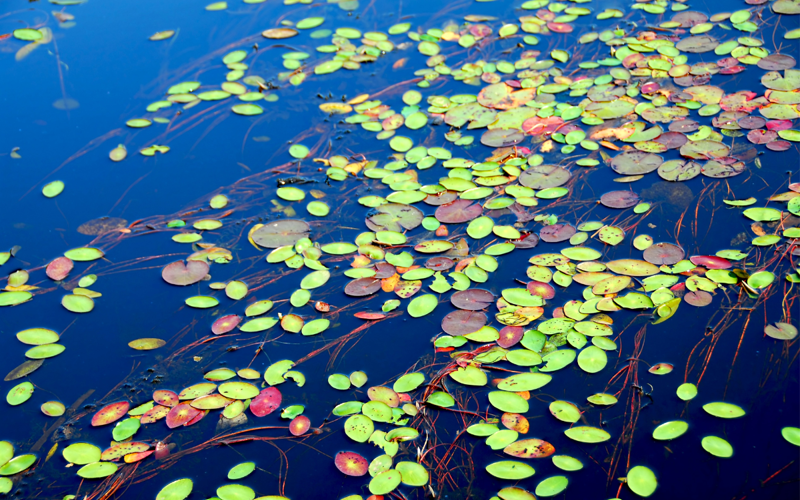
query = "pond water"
(0, 0, 799, 499)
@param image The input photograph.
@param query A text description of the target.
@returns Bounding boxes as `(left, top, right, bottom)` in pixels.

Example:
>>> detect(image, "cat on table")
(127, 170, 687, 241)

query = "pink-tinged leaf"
(184, 409, 207, 427)
(503, 439, 556, 458)
(289, 415, 311, 436)
(334, 451, 369, 476)
(124, 450, 154, 463)
(153, 390, 179, 407)
(689, 255, 731, 269)
(649, 363, 674, 375)
(501, 413, 530, 433)
(685, 291, 713, 307)
(434, 199, 482, 224)
(166, 403, 201, 428)
(101, 442, 149, 461)
(441, 310, 487, 336)
(450, 289, 495, 311)
(91, 401, 130, 426)
(354, 312, 386, 320)
(140, 405, 170, 424)
(250, 387, 282, 417)
(161, 260, 209, 286)
(154, 441, 170, 460)
(212, 315, 241, 335)
(46, 257, 73, 281)
(527, 281, 555, 299)
(497, 326, 524, 348)
(547, 22, 573, 33)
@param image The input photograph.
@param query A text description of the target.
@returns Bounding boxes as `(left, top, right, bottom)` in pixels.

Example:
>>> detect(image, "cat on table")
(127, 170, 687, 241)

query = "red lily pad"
(250, 387, 282, 417)
(539, 224, 576, 243)
(251, 220, 311, 248)
(335, 451, 369, 476)
(513, 232, 540, 249)
(345, 278, 382, 297)
(501, 413, 529, 433)
(643, 243, 685, 265)
(153, 390, 179, 407)
(46, 257, 73, 281)
(184, 409, 207, 427)
(423, 191, 458, 206)
(451, 289, 495, 310)
(354, 312, 386, 320)
(91, 401, 130, 426)
(527, 281, 555, 299)
(690, 255, 731, 269)
(547, 22, 572, 33)
(685, 291, 713, 307)
(497, 326, 524, 348)
(426, 257, 455, 271)
(212, 315, 241, 335)
(503, 438, 556, 458)
(600, 190, 640, 209)
(344, 278, 381, 297)
(767, 141, 791, 152)
(290, 415, 311, 436)
(758, 54, 796, 71)
(373, 262, 396, 278)
(166, 404, 201, 428)
(747, 129, 777, 144)
(441, 310, 488, 336)
(435, 199, 482, 224)
(162, 260, 210, 286)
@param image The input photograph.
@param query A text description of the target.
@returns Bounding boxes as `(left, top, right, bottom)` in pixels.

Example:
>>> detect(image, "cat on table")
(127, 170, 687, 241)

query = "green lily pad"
(426, 391, 455, 407)
(627, 465, 657, 497)
(63, 443, 101, 465)
(781, 427, 800, 446)
(486, 461, 535, 480)
(156, 478, 193, 500)
(408, 294, 437, 318)
(396, 462, 428, 486)
(0, 455, 36, 476)
(6, 382, 33, 406)
(703, 402, 745, 418)
(369, 469, 401, 495)
(42, 181, 65, 198)
(228, 462, 256, 480)
(488, 391, 529, 413)
(535, 476, 568, 497)
(216, 484, 255, 500)
(552, 455, 583, 471)
(652, 421, 688, 440)
(701, 436, 733, 458)
(577, 346, 607, 373)
(77, 462, 118, 479)
(676, 383, 698, 400)
(393, 373, 425, 393)
(16, 328, 59, 345)
(564, 426, 610, 443)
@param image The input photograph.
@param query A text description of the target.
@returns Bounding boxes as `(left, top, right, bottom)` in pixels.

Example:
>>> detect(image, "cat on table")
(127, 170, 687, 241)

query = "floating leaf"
(627, 466, 658, 497)
(156, 478, 193, 500)
(335, 451, 368, 476)
(703, 402, 745, 418)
